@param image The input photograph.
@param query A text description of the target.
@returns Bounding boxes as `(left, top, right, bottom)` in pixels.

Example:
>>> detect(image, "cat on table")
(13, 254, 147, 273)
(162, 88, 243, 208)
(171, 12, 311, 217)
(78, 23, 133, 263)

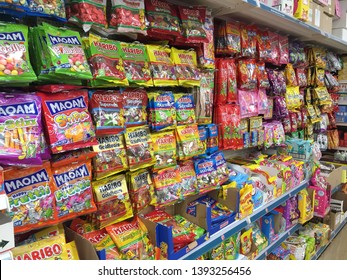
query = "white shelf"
(336, 123, 347, 127)
(339, 102, 347, 105)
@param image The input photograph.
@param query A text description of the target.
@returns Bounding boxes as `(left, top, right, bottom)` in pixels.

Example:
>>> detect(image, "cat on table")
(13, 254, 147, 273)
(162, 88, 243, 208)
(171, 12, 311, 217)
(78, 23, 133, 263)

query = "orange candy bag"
(52, 160, 97, 223)
(4, 161, 58, 234)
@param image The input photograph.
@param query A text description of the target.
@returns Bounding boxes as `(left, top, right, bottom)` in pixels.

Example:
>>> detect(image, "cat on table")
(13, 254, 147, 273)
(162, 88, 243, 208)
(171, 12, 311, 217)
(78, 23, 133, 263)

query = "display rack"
(179, 179, 310, 260)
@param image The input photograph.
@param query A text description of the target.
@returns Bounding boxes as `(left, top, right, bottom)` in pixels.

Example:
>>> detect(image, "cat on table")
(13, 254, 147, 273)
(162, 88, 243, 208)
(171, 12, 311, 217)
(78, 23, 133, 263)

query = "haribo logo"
(157, 170, 176, 181)
(0, 102, 38, 116)
(121, 47, 144, 55)
(5, 169, 49, 194)
(157, 135, 174, 145)
(198, 161, 213, 169)
(112, 223, 137, 235)
(98, 135, 120, 145)
(151, 0, 170, 9)
(53, 164, 90, 187)
(14, 244, 63, 260)
(0, 32, 25, 41)
(182, 8, 200, 17)
(48, 34, 82, 46)
(46, 97, 86, 115)
(94, 41, 118, 52)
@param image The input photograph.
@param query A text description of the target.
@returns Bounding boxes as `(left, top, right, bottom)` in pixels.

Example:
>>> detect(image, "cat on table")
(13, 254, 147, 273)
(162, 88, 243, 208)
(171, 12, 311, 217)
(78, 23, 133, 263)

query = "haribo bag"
(152, 130, 177, 170)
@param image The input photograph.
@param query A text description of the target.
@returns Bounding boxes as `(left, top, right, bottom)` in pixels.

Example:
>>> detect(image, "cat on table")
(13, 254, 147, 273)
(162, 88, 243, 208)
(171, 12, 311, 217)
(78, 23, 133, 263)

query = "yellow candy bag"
(171, 47, 200, 87)
(12, 234, 68, 260)
(92, 174, 133, 229)
(18, 224, 65, 245)
(66, 241, 80, 260)
(127, 168, 155, 213)
(146, 45, 178, 87)
(175, 124, 204, 160)
(152, 131, 177, 170)
(285, 86, 301, 110)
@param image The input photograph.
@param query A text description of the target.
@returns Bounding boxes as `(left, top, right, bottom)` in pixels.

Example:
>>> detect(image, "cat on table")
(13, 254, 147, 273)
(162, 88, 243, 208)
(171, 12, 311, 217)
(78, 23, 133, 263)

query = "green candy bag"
(0, 23, 37, 85)
(42, 23, 92, 81)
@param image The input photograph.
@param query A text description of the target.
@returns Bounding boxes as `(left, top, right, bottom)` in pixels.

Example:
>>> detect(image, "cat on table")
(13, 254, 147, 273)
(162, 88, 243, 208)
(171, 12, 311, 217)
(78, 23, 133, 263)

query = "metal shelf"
(179, 179, 310, 260)
(255, 223, 302, 260)
(311, 217, 347, 260)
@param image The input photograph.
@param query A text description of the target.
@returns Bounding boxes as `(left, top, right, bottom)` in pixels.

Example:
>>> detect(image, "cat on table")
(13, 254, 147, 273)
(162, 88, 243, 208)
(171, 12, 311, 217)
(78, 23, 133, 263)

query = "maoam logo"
(0, 102, 38, 117)
(48, 34, 82, 46)
(4, 169, 49, 194)
(53, 164, 89, 187)
(46, 96, 86, 115)
(0, 32, 25, 41)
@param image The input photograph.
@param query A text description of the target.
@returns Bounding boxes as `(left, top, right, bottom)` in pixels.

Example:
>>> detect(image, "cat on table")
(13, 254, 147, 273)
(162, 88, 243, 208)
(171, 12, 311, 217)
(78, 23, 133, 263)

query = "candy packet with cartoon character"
(178, 160, 198, 197)
(176, 124, 204, 160)
(152, 131, 177, 170)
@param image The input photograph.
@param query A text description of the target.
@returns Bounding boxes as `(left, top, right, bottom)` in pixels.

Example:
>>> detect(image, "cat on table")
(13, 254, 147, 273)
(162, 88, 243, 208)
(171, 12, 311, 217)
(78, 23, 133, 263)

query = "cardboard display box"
(332, 27, 347, 40)
(332, 191, 347, 212)
(324, 211, 342, 230)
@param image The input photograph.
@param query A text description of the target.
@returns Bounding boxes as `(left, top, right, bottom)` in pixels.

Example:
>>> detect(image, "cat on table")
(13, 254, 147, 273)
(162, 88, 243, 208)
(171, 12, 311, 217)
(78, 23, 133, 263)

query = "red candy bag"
(278, 35, 289, 65)
(226, 59, 238, 103)
(145, 0, 181, 40)
(197, 8, 215, 69)
(109, 0, 147, 35)
(4, 162, 57, 234)
(178, 6, 208, 44)
(52, 160, 96, 223)
(256, 61, 270, 89)
(268, 31, 279, 65)
(257, 30, 271, 61)
(89, 90, 125, 136)
(38, 89, 97, 154)
(240, 25, 257, 58)
(66, 0, 107, 31)
(237, 59, 257, 90)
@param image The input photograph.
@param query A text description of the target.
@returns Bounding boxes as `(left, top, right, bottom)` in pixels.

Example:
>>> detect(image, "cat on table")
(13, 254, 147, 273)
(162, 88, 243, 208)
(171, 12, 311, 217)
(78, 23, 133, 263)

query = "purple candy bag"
(273, 96, 289, 119)
(0, 93, 43, 166)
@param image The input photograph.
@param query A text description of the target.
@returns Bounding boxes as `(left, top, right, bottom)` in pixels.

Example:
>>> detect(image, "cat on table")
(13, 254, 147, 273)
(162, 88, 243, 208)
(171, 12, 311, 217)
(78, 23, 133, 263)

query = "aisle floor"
(319, 225, 347, 260)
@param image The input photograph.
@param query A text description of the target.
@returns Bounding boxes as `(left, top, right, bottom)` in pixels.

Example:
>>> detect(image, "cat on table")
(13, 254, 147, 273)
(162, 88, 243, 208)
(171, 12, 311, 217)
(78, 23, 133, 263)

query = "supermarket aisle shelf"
(179, 179, 310, 260)
(255, 224, 302, 260)
(336, 123, 347, 127)
(311, 217, 347, 260)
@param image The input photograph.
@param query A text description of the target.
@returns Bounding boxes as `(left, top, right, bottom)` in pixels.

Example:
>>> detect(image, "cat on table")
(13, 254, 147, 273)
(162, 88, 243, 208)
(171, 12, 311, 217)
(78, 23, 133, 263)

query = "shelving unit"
(255, 223, 302, 260)
(336, 123, 347, 127)
(179, 179, 310, 260)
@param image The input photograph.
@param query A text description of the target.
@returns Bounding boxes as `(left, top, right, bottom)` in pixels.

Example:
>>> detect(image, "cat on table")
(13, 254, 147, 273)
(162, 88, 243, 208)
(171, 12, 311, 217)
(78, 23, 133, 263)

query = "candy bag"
(264, 123, 274, 149)
(109, 0, 147, 34)
(215, 59, 228, 105)
(38, 89, 97, 154)
(92, 174, 133, 229)
(106, 219, 154, 260)
(124, 125, 155, 171)
(4, 162, 57, 234)
(123, 88, 148, 127)
(285, 86, 301, 110)
(175, 93, 196, 126)
(85, 35, 128, 86)
(178, 6, 208, 43)
(176, 124, 204, 160)
(240, 25, 257, 58)
(0, 23, 37, 85)
(171, 48, 200, 87)
(92, 134, 128, 180)
(285, 63, 298, 86)
(146, 45, 177, 86)
(295, 68, 307, 88)
(148, 91, 176, 131)
(272, 121, 285, 145)
(216, 20, 240, 55)
(66, 241, 80, 260)
(197, 8, 215, 69)
(17, 224, 64, 246)
(119, 42, 152, 87)
(258, 88, 269, 115)
(0, 93, 42, 165)
(174, 215, 205, 239)
(89, 90, 125, 136)
(194, 157, 218, 194)
(178, 160, 198, 197)
(66, 0, 107, 31)
(195, 70, 214, 124)
(315, 68, 326, 87)
(238, 89, 259, 118)
(42, 23, 92, 80)
(152, 130, 177, 170)
(237, 59, 257, 90)
(268, 69, 286, 95)
(52, 160, 97, 222)
(256, 61, 270, 89)
(206, 123, 218, 154)
(278, 35, 289, 65)
(257, 30, 271, 61)
(198, 125, 207, 153)
(273, 96, 289, 118)
(152, 166, 182, 206)
(268, 31, 279, 65)
(212, 151, 229, 185)
(127, 168, 155, 213)
(83, 228, 119, 255)
(12, 234, 68, 260)
(145, 0, 181, 39)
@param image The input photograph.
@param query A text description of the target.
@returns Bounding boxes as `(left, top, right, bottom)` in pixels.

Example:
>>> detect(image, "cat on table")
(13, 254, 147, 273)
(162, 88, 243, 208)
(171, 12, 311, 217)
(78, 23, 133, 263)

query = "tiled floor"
(319, 225, 347, 260)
